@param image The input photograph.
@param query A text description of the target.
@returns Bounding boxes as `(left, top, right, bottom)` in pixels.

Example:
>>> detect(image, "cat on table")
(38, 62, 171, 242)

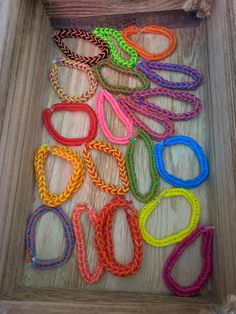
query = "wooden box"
(0, 0, 235, 313)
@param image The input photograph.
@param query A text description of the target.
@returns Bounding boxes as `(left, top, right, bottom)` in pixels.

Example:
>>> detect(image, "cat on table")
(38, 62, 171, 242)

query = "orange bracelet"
(83, 140, 129, 195)
(122, 25, 176, 61)
(34, 144, 85, 206)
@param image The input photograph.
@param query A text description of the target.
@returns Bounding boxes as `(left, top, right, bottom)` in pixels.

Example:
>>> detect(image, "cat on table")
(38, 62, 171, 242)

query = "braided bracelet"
(126, 130, 160, 202)
(95, 196, 143, 276)
(49, 58, 97, 103)
(92, 27, 138, 68)
(163, 225, 214, 296)
(83, 140, 129, 195)
(25, 205, 75, 270)
(117, 96, 175, 141)
(122, 25, 176, 60)
(137, 60, 203, 90)
(139, 188, 200, 247)
(93, 59, 150, 95)
(53, 29, 109, 66)
(154, 136, 209, 188)
(96, 90, 134, 144)
(131, 87, 202, 121)
(34, 144, 85, 206)
(71, 204, 103, 284)
(42, 103, 97, 146)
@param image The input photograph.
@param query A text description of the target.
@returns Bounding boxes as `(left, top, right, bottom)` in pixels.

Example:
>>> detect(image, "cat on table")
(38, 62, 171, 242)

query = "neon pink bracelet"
(163, 225, 214, 297)
(96, 90, 134, 145)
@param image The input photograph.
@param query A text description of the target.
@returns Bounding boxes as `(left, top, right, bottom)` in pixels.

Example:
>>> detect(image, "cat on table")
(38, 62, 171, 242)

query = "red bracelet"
(42, 103, 98, 146)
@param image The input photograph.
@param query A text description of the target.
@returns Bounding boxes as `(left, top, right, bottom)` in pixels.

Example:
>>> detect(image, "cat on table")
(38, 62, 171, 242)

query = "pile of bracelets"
(24, 23, 214, 297)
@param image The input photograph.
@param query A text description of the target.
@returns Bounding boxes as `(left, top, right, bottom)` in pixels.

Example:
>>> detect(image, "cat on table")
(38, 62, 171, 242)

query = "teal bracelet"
(92, 27, 138, 69)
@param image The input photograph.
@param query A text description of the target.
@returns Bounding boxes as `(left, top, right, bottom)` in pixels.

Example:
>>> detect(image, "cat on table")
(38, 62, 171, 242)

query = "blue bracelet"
(137, 59, 203, 90)
(25, 205, 75, 270)
(154, 136, 209, 188)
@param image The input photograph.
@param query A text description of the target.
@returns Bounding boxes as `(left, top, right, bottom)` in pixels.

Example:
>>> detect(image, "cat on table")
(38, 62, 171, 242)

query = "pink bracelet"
(71, 204, 104, 284)
(96, 90, 134, 144)
(163, 225, 214, 297)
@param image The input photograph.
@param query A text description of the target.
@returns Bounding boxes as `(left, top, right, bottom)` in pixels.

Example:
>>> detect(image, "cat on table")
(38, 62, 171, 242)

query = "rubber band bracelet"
(95, 195, 143, 276)
(49, 58, 98, 103)
(83, 140, 129, 195)
(126, 130, 160, 202)
(25, 205, 75, 270)
(131, 87, 202, 121)
(163, 225, 214, 296)
(96, 90, 134, 144)
(34, 144, 85, 206)
(138, 188, 200, 247)
(42, 103, 97, 146)
(92, 27, 138, 69)
(93, 59, 150, 95)
(71, 204, 103, 284)
(154, 136, 209, 188)
(122, 25, 176, 61)
(53, 29, 109, 66)
(117, 96, 175, 141)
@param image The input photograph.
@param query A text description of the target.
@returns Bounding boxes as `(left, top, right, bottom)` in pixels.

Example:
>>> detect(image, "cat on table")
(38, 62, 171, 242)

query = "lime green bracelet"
(92, 27, 138, 69)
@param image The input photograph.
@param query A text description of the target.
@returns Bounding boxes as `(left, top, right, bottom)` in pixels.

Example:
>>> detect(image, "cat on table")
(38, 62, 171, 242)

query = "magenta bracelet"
(163, 225, 214, 297)
(117, 96, 175, 141)
(130, 87, 202, 121)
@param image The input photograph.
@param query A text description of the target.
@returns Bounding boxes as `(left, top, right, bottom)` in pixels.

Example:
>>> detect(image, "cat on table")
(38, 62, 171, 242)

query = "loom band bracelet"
(138, 188, 200, 247)
(93, 59, 150, 95)
(130, 87, 202, 121)
(92, 27, 138, 69)
(154, 136, 209, 188)
(96, 90, 135, 145)
(163, 225, 214, 296)
(125, 130, 160, 202)
(83, 140, 129, 195)
(117, 96, 175, 142)
(49, 57, 98, 103)
(34, 144, 86, 207)
(42, 103, 97, 146)
(25, 205, 75, 270)
(71, 204, 104, 284)
(95, 195, 143, 276)
(53, 29, 109, 66)
(122, 25, 176, 61)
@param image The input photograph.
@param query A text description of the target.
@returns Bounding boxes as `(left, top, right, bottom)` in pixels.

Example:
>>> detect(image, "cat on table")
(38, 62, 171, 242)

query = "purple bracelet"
(131, 87, 202, 121)
(117, 96, 175, 142)
(163, 225, 214, 297)
(137, 59, 203, 90)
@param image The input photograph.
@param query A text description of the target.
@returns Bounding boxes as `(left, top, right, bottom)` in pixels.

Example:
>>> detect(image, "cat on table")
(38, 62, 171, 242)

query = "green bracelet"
(92, 27, 138, 69)
(125, 130, 160, 202)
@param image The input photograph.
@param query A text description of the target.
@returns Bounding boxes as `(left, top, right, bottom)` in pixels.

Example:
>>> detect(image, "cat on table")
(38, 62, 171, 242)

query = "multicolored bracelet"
(139, 188, 200, 247)
(117, 96, 175, 141)
(154, 136, 209, 188)
(92, 27, 138, 68)
(96, 90, 134, 145)
(131, 87, 202, 121)
(163, 225, 214, 296)
(42, 103, 97, 146)
(49, 58, 98, 103)
(95, 195, 143, 276)
(25, 205, 75, 270)
(34, 144, 85, 206)
(93, 59, 150, 95)
(125, 130, 160, 202)
(53, 29, 109, 66)
(83, 140, 129, 195)
(71, 204, 103, 284)
(122, 25, 176, 60)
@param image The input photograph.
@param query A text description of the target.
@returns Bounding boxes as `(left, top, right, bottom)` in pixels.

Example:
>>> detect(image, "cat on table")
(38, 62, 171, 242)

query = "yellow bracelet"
(139, 188, 200, 247)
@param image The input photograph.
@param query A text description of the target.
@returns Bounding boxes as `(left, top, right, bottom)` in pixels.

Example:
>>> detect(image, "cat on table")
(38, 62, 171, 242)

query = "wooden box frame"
(0, 0, 235, 312)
